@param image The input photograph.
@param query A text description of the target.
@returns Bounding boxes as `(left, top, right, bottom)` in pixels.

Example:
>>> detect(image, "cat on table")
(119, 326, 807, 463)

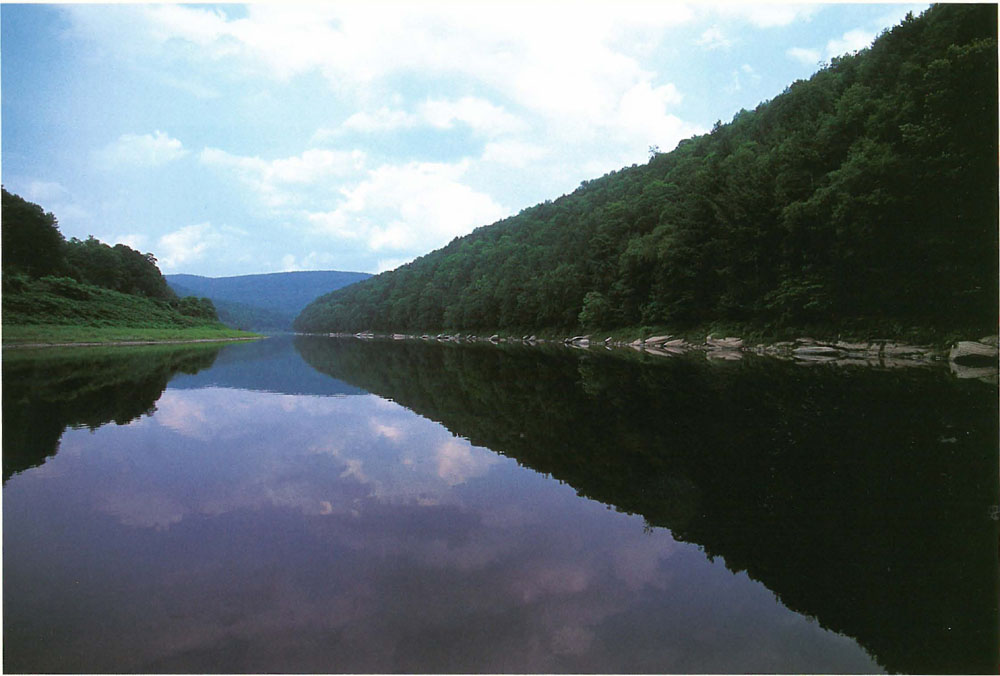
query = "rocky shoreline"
(316, 330, 999, 382)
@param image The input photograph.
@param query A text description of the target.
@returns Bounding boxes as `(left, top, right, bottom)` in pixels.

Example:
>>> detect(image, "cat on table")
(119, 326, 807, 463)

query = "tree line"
(294, 4, 998, 338)
(2, 187, 218, 321)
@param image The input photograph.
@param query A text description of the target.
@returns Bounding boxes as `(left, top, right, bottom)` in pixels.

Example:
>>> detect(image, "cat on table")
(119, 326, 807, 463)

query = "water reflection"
(3, 337, 996, 673)
(2, 343, 222, 482)
(295, 336, 1000, 675)
(168, 335, 364, 396)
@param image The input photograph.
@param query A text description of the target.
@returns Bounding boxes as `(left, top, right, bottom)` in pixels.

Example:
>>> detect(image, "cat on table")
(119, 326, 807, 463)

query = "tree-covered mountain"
(2, 188, 230, 336)
(294, 4, 997, 338)
(3, 188, 178, 302)
(166, 270, 371, 331)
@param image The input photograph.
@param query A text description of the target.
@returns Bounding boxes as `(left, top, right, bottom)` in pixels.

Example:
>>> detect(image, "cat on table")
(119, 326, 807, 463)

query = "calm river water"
(3, 335, 997, 673)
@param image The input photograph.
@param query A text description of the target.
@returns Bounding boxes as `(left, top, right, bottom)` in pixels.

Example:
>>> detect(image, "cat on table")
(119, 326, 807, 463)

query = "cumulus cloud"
(712, 3, 819, 28)
(340, 107, 417, 134)
(324, 97, 524, 139)
(105, 233, 150, 252)
(375, 257, 411, 274)
(418, 97, 526, 136)
(787, 27, 876, 70)
(279, 251, 343, 272)
(86, 5, 695, 157)
(826, 28, 875, 57)
(435, 439, 499, 486)
(23, 180, 70, 203)
(696, 26, 732, 49)
(96, 130, 188, 168)
(481, 139, 549, 168)
(726, 63, 763, 94)
(156, 222, 224, 270)
(200, 147, 366, 207)
(787, 46, 822, 65)
(307, 160, 507, 255)
(58, 2, 838, 275)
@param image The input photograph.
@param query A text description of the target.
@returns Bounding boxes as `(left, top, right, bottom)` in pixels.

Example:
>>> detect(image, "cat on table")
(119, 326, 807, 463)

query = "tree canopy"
(2, 187, 221, 326)
(294, 4, 998, 337)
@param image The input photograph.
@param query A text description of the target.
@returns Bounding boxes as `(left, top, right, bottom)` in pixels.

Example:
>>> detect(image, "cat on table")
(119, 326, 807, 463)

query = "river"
(3, 335, 997, 673)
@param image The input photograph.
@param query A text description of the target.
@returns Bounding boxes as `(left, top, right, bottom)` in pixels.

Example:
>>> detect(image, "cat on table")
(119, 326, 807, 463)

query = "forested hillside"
(2, 189, 234, 339)
(3, 188, 179, 302)
(295, 4, 997, 338)
(166, 270, 371, 331)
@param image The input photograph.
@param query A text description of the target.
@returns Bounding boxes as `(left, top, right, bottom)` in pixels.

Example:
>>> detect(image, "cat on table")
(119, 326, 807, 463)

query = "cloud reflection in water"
(4, 383, 880, 673)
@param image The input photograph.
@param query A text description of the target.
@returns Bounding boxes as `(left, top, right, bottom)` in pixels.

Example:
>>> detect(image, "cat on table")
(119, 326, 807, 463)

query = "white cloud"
(66, 3, 708, 226)
(786, 27, 876, 70)
(725, 63, 762, 94)
(200, 147, 366, 207)
(154, 391, 212, 438)
(96, 4, 694, 149)
(696, 26, 732, 50)
(96, 130, 188, 168)
(341, 107, 417, 133)
(58, 1, 863, 277)
(279, 251, 342, 272)
(609, 81, 702, 161)
(713, 3, 819, 28)
(325, 97, 524, 139)
(23, 180, 70, 203)
(826, 28, 875, 57)
(787, 46, 821, 65)
(371, 420, 404, 441)
(481, 140, 549, 168)
(308, 160, 507, 256)
(435, 438, 499, 486)
(418, 97, 526, 136)
(102, 233, 149, 252)
(156, 222, 224, 270)
(376, 257, 411, 273)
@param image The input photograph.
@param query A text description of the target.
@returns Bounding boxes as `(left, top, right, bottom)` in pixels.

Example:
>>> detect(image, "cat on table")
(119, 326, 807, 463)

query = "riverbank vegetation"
(294, 4, 997, 341)
(2, 189, 257, 345)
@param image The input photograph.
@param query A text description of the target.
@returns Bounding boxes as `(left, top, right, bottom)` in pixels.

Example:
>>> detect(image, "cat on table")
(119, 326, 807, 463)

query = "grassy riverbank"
(2, 324, 259, 347)
(2, 276, 259, 347)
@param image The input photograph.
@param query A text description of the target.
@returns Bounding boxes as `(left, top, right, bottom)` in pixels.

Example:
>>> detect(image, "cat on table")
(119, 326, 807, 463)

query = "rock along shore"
(312, 330, 998, 382)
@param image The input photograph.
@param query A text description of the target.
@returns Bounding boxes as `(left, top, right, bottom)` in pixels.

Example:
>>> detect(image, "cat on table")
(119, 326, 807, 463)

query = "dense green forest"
(2, 188, 240, 339)
(166, 270, 371, 331)
(295, 4, 998, 338)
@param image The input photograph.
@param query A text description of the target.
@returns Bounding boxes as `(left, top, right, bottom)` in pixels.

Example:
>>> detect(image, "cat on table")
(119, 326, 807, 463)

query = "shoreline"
(305, 330, 999, 382)
(2, 336, 265, 350)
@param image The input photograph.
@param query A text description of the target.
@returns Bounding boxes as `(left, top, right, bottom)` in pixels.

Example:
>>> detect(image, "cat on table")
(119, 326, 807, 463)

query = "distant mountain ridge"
(167, 270, 371, 331)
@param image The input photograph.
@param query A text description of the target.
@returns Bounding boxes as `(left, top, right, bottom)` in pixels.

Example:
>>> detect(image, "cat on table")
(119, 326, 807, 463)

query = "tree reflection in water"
(296, 336, 999, 675)
(2, 343, 223, 482)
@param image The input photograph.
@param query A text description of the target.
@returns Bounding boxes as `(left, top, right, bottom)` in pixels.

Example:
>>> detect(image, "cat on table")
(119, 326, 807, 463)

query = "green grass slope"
(2, 276, 256, 345)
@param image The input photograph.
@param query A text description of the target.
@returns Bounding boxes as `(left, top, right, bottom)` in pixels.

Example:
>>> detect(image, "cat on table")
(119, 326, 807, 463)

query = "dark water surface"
(3, 335, 997, 673)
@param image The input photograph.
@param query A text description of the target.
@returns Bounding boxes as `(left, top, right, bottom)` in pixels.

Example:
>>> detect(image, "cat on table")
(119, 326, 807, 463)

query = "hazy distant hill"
(167, 270, 371, 331)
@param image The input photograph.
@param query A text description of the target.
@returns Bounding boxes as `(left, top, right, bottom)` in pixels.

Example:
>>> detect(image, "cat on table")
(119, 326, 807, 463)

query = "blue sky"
(1, 2, 928, 277)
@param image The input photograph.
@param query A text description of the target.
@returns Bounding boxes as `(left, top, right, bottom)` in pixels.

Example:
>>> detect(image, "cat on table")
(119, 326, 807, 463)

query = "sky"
(1, 2, 929, 277)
